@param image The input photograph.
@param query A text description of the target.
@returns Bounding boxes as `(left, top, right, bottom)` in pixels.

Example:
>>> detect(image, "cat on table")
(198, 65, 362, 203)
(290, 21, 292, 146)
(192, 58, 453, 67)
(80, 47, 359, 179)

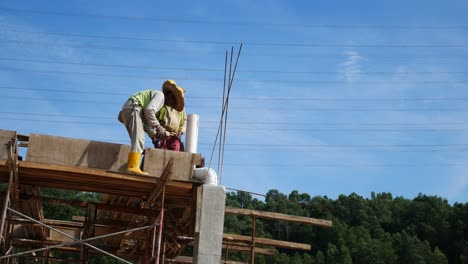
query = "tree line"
(4, 186, 467, 263)
(224, 190, 468, 263)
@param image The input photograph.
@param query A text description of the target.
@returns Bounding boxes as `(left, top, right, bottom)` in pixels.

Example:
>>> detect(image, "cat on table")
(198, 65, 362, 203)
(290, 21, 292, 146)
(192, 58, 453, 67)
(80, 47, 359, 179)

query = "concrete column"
(193, 185, 226, 264)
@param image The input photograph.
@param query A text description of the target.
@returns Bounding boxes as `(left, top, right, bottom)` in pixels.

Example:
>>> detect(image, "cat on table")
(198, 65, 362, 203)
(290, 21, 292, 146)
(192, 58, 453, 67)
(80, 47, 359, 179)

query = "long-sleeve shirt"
(157, 105, 187, 135)
(123, 90, 165, 127)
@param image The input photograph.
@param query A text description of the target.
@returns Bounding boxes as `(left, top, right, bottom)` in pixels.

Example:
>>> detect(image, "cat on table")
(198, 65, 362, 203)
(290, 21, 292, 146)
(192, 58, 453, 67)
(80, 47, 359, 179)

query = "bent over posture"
(118, 80, 185, 175)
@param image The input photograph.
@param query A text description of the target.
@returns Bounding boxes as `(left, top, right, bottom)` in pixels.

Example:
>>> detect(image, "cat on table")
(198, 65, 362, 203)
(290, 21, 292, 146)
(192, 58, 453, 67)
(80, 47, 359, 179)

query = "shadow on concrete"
(75, 141, 123, 171)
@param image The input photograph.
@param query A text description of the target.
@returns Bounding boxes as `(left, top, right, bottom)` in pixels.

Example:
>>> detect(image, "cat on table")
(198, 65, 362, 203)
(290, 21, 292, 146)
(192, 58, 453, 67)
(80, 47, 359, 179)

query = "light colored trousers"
(118, 100, 155, 153)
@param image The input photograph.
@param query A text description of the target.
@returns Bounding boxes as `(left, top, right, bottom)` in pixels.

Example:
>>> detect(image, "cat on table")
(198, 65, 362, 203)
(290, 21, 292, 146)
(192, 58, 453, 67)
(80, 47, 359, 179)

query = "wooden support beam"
(0, 161, 194, 197)
(6, 195, 160, 217)
(223, 242, 277, 255)
(223, 233, 311, 251)
(225, 206, 332, 228)
(146, 157, 174, 204)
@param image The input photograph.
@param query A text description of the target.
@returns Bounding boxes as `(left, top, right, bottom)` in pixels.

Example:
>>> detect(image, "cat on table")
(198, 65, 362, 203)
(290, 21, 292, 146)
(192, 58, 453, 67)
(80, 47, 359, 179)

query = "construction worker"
(118, 80, 185, 175)
(152, 81, 187, 151)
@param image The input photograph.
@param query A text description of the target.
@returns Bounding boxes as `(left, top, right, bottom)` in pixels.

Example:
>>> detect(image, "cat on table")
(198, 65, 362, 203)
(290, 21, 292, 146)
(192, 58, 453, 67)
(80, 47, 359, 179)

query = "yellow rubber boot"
(127, 152, 149, 175)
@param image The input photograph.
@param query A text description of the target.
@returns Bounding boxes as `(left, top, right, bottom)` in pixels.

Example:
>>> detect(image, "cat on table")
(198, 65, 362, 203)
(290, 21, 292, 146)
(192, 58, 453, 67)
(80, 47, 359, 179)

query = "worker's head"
(162, 80, 185, 112)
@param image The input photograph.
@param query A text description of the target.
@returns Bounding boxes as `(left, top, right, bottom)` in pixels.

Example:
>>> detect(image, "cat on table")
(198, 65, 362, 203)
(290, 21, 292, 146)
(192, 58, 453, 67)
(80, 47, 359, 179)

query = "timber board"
(0, 129, 16, 160)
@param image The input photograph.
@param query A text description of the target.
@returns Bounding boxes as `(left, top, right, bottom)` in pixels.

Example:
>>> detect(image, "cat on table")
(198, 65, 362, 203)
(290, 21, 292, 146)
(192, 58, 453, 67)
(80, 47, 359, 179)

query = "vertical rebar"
(250, 216, 256, 264)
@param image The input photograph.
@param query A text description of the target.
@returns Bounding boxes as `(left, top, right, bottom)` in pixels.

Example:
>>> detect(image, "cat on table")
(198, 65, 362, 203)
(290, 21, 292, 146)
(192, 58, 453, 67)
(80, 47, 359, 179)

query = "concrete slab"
(0, 129, 17, 162)
(26, 134, 204, 181)
(143, 148, 204, 181)
(26, 134, 131, 173)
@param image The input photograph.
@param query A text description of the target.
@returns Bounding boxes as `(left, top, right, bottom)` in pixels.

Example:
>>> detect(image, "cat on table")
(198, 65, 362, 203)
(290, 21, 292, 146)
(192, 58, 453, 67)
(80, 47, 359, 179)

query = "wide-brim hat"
(162, 80, 185, 112)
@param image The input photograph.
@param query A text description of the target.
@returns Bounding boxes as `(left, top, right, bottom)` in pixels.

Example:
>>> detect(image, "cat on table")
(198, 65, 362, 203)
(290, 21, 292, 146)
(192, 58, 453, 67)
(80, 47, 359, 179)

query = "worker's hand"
(155, 125, 167, 140)
(176, 131, 183, 139)
(152, 137, 160, 148)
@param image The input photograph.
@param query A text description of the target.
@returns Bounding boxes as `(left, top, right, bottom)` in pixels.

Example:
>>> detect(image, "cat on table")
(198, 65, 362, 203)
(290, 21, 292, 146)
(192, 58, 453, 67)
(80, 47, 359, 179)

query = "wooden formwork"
(0, 131, 204, 263)
(0, 130, 333, 264)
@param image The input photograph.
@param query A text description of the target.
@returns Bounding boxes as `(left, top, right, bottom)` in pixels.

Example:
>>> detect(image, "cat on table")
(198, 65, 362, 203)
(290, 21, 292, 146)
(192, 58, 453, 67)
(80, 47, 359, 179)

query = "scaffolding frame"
(0, 139, 169, 264)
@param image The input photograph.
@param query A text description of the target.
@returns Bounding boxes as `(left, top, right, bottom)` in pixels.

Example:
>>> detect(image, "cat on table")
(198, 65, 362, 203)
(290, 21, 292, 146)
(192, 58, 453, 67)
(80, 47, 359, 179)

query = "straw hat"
(162, 80, 185, 111)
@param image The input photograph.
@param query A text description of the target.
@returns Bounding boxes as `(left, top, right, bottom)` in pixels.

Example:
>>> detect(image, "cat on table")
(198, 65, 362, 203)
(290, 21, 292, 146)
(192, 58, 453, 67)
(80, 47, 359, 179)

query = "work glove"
(175, 131, 184, 139)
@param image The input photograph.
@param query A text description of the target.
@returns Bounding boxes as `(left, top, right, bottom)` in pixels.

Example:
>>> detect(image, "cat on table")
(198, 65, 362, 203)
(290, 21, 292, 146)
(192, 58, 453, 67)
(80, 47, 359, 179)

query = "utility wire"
(5, 86, 468, 102)
(4, 111, 468, 126)
(0, 57, 221, 72)
(2, 37, 468, 51)
(5, 117, 468, 132)
(220, 163, 468, 167)
(2, 32, 467, 59)
(0, 39, 221, 55)
(1, 7, 467, 30)
(225, 187, 266, 197)
(2, 57, 468, 75)
(2, 66, 468, 84)
(5, 96, 468, 112)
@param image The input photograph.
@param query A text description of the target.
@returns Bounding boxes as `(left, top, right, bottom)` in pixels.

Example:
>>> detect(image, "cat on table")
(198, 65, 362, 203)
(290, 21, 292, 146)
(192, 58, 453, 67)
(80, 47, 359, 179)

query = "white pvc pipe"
(186, 114, 218, 185)
(185, 114, 199, 153)
(193, 167, 218, 185)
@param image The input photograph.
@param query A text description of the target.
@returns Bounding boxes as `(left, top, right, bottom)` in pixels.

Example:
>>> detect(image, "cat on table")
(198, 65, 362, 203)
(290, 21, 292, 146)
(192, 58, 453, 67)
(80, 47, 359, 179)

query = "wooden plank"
(223, 243, 277, 255)
(223, 233, 311, 251)
(143, 148, 203, 181)
(169, 255, 247, 264)
(225, 207, 332, 228)
(9, 161, 194, 196)
(0, 130, 16, 161)
(146, 158, 174, 203)
(17, 196, 159, 217)
(0, 160, 196, 191)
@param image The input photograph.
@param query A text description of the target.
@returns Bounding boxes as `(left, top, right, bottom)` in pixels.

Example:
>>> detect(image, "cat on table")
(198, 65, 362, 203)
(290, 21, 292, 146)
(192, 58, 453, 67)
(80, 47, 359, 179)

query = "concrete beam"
(193, 185, 226, 264)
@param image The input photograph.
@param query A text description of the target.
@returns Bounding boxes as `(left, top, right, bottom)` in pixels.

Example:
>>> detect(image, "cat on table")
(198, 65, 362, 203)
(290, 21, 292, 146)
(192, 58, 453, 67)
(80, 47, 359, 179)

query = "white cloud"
(0, 17, 89, 61)
(338, 50, 366, 83)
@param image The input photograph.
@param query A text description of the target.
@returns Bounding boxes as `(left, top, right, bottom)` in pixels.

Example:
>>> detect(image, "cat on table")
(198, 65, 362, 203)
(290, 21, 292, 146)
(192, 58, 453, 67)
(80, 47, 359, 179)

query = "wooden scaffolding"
(0, 129, 332, 263)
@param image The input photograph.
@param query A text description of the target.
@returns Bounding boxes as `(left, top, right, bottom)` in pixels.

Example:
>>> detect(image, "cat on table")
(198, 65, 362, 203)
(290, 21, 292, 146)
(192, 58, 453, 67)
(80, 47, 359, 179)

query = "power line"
(2, 37, 468, 51)
(5, 96, 468, 112)
(1, 7, 467, 30)
(2, 31, 467, 59)
(2, 57, 468, 75)
(0, 58, 221, 72)
(2, 117, 468, 147)
(3, 111, 468, 126)
(11, 135, 467, 152)
(225, 187, 266, 197)
(0, 39, 222, 55)
(2, 66, 468, 84)
(4, 116, 468, 132)
(202, 147, 468, 153)
(220, 163, 468, 167)
(6, 96, 468, 112)
(4, 86, 468, 102)
(201, 142, 468, 148)
(12, 134, 468, 153)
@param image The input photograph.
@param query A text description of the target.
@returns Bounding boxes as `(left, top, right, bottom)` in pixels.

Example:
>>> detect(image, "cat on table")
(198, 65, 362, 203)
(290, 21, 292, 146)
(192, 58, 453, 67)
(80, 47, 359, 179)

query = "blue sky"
(1, 0, 468, 203)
